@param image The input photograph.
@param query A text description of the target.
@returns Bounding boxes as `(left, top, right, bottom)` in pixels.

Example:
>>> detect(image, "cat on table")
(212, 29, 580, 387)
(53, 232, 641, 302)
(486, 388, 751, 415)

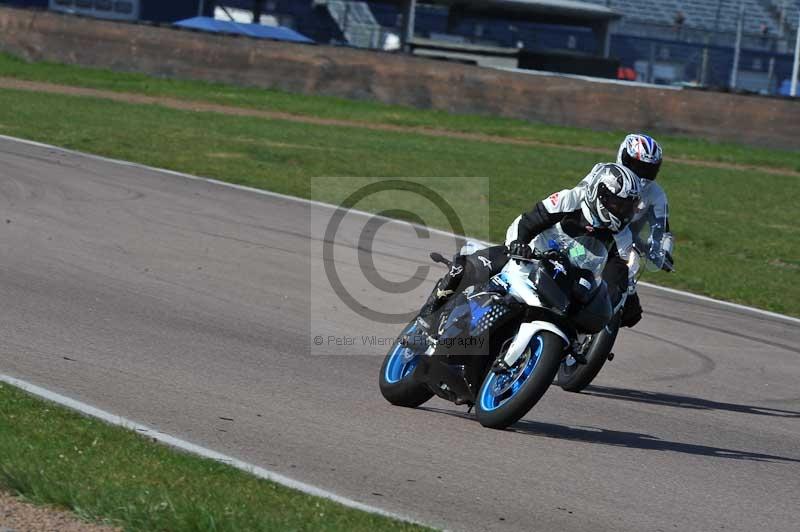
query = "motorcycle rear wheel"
(557, 317, 620, 393)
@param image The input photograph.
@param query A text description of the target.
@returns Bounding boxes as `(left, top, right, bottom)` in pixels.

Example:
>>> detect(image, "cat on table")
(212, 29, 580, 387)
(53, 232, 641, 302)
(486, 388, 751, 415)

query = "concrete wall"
(0, 6, 798, 149)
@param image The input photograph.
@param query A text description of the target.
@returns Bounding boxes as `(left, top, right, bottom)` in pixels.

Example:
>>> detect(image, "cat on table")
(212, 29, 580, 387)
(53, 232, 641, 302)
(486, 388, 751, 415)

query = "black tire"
(557, 318, 619, 393)
(378, 322, 434, 408)
(475, 331, 564, 429)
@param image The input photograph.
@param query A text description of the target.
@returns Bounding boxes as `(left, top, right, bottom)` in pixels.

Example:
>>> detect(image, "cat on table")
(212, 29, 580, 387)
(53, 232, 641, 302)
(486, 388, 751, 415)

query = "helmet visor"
(598, 184, 638, 225)
(622, 151, 661, 180)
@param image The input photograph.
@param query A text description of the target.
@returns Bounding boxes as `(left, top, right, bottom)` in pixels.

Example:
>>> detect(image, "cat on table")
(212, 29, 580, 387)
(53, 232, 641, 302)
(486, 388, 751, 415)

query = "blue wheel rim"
(479, 335, 544, 412)
(384, 323, 420, 384)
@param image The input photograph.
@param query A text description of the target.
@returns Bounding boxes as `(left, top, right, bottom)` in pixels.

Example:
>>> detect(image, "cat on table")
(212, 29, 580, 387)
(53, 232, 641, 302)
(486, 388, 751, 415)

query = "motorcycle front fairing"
(411, 279, 525, 404)
(432, 280, 524, 357)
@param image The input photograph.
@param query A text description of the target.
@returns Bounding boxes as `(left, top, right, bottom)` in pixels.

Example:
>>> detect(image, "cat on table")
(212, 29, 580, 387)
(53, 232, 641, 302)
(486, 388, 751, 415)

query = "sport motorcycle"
(379, 225, 613, 429)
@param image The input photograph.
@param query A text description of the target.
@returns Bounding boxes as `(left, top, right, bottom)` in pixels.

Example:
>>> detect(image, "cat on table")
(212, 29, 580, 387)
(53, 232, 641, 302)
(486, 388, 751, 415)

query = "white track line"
(0, 375, 422, 525)
(2, 133, 796, 324)
(635, 282, 800, 323)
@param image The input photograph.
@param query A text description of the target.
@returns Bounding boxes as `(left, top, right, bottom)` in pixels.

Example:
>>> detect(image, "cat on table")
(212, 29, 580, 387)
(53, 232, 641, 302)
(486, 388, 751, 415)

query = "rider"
(609, 133, 674, 328)
(418, 163, 642, 323)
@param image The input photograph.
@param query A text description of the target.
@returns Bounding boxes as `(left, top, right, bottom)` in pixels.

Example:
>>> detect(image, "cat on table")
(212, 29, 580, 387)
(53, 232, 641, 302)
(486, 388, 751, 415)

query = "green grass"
(0, 87, 797, 316)
(1, 52, 799, 172)
(0, 382, 429, 531)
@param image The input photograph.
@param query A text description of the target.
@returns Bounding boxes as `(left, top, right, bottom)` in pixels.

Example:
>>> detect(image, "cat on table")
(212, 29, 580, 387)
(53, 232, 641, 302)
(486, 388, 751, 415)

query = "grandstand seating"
(583, 0, 782, 35)
(770, 0, 799, 33)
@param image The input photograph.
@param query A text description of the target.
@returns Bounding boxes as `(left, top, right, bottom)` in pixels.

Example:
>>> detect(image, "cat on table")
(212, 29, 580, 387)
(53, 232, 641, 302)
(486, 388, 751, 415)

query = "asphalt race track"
(1, 137, 798, 532)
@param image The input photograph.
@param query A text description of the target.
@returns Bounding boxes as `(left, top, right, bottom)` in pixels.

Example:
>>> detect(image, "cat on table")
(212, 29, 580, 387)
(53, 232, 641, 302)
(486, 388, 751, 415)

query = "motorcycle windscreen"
(531, 264, 570, 314)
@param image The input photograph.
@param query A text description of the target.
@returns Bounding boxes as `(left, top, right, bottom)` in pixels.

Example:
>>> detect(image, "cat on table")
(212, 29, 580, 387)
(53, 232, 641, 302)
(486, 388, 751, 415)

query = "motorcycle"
(378, 226, 613, 429)
(556, 232, 675, 393)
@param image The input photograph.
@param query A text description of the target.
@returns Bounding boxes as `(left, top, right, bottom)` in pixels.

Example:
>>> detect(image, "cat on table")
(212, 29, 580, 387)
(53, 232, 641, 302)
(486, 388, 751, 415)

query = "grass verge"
(0, 381, 428, 531)
(0, 86, 797, 316)
(1, 52, 799, 172)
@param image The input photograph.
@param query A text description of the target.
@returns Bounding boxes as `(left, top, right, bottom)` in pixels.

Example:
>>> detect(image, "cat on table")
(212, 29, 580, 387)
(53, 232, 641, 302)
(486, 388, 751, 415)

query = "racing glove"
(507, 240, 532, 260)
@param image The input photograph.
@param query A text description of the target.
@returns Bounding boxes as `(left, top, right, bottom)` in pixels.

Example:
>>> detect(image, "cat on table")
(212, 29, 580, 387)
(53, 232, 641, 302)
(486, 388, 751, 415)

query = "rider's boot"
(417, 256, 466, 324)
(567, 338, 589, 365)
(570, 351, 588, 365)
(417, 279, 454, 321)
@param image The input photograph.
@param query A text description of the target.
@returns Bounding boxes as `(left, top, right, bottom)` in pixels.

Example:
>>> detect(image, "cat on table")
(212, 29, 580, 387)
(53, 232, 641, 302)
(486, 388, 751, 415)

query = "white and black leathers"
(629, 178, 671, 261)
(615, 138, 673, 265)
(505, 163, 635, 260)
(503, 164, 639, 310)
(418, 164, 643, 322)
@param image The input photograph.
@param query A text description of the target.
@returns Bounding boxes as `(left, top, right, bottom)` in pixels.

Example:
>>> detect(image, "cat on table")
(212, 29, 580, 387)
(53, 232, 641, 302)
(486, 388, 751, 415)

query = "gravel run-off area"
(0, 491, 119, 532)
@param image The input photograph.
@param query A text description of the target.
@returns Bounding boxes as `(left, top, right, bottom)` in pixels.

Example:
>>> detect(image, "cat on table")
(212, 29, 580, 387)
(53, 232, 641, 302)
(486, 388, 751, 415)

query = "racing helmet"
(585, 163, 642, 232)
(617, 133, 662, 181)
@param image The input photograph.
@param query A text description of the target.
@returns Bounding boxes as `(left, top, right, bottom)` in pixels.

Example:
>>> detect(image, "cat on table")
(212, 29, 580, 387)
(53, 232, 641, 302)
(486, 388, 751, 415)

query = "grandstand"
(587, 0, 780, 35)
(306, 0, 799, 92)
(772, 0, 800, 34)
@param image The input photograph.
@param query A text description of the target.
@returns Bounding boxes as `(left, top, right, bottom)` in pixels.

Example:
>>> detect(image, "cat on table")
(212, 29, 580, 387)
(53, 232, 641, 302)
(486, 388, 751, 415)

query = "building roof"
(420, 0, 620, 23)
(174, 17, 315, 43)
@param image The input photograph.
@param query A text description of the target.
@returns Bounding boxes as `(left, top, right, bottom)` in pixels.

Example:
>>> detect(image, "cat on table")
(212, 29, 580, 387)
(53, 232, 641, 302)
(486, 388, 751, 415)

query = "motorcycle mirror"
(429, 252, 453, 267)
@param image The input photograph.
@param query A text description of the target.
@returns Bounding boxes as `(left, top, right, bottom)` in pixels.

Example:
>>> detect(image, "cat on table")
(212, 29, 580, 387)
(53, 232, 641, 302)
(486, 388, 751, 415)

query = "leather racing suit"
(419, 166, 636, 321)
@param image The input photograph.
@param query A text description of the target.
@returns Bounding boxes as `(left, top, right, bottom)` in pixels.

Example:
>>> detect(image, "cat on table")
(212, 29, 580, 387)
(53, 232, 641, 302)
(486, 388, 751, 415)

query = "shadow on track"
(509, 419, 800, 463)
(419, 407, 800, 463)
(584, 385, 800, 419)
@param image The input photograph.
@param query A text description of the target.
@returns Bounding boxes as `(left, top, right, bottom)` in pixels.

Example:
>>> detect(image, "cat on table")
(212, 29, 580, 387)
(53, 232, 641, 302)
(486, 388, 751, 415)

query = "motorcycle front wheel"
(475, 331, 564, 429)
